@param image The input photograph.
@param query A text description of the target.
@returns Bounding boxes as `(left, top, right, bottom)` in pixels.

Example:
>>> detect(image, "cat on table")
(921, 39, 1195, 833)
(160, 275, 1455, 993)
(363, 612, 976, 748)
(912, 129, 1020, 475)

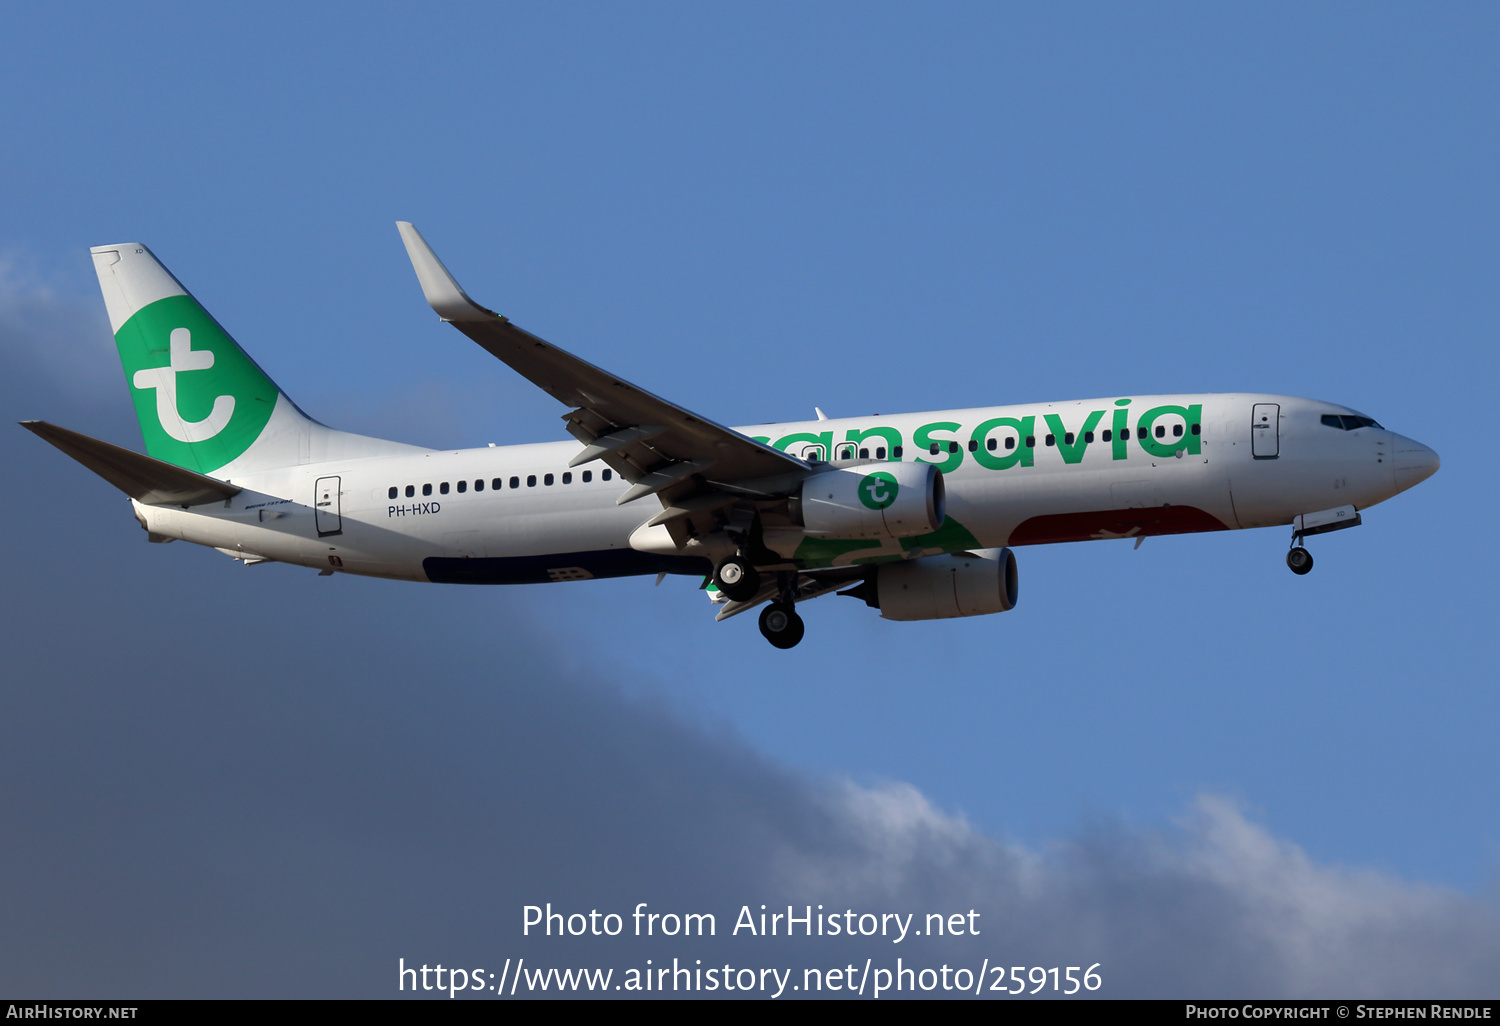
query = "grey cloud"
(0, 254, 118, 407)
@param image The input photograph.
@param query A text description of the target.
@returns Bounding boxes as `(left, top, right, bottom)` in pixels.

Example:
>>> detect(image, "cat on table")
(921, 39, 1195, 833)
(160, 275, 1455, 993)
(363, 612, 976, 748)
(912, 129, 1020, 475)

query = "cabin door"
(315, 476, 342, 536)
(1251, 404, 1280, 458)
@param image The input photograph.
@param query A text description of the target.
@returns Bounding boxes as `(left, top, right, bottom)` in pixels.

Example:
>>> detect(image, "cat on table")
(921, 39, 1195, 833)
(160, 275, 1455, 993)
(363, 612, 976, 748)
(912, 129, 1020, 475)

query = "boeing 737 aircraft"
(23, 224, 1441, 648)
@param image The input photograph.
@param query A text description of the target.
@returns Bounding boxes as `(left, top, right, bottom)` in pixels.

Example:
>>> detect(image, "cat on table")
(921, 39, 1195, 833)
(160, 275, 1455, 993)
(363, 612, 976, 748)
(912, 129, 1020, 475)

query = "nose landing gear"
(1285, 505, 1362, 575)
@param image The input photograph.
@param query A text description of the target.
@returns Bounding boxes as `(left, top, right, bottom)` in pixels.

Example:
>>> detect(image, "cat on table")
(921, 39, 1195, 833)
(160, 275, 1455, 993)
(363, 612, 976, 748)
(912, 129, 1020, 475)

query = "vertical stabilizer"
(91, 243, 420, 475)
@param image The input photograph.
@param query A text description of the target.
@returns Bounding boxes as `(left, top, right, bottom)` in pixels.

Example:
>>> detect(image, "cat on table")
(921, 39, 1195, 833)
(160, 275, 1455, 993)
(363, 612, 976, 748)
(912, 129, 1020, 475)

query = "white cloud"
(781, 785, 1500, 996)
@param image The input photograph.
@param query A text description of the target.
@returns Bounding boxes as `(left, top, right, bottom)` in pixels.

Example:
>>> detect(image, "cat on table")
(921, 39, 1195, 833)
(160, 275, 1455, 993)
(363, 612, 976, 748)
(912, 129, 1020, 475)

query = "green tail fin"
(91, 244, 283, 474)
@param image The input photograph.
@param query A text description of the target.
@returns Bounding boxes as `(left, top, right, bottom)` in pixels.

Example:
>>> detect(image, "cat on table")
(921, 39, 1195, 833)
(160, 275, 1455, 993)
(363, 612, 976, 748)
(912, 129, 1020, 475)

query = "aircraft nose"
(1392, 438, 1440, 492)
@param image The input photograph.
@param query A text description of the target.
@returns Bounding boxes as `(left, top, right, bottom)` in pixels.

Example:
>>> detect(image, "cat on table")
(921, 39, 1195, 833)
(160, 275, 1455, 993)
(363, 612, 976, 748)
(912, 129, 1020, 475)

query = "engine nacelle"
(798, 462, 945, 540)
(864, 548, 1018, 621)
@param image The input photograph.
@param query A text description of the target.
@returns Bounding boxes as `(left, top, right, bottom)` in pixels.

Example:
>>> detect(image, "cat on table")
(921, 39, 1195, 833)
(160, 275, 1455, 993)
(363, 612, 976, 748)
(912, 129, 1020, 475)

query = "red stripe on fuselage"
(1006, 505, 1229, 546)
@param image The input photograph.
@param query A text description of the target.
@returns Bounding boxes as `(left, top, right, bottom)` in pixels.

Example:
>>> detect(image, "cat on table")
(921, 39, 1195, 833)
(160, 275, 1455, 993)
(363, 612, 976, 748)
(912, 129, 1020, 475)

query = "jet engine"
(797, 462, 944, 540)
(845, 548, 1019, 621)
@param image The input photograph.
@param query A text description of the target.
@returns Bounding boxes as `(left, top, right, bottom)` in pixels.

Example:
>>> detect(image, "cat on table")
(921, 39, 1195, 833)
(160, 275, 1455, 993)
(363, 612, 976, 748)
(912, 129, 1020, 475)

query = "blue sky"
(2, 3, 1497, 997)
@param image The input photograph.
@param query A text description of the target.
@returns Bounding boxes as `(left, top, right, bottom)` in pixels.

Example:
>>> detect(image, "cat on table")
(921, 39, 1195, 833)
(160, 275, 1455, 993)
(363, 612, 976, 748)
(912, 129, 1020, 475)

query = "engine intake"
(799, 462, 944, 540)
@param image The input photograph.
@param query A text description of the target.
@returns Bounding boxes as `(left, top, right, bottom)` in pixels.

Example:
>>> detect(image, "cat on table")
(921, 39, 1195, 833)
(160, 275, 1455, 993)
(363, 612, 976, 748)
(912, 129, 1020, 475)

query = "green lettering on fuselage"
(914, 421, 963, 473)
(756, 399, 1201, 480)
(1136, 404, 1202, 458)
(1043, 410, 1104, 464)
(844, 425, 901, 459)
(774, 430, 834, 459)
(969, 415, 1034, 470)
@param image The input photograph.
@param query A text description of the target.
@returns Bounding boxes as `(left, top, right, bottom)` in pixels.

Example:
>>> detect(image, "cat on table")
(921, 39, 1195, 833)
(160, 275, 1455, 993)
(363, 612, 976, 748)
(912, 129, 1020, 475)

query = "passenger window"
(1121, 428, 1131, 440)
(440, 482, 450, 494)
(1173, 424, 1183, 438)
(968, 439, 978, 452)
(527, 475, 537, 487)
(474, 479, 483, 492)
(1155, 425, 1166, 438)
(457, 480, 466, 493)
(859, 448, 869, 459)
(405, 485, 415, 498)
(545, 474, 554, 486)
(1102, 429, 1112, 442)
(562, 472, 572, 484)
(582, 470, 592, 482)
(875, 447, 886, 459)
(929, 443, 940, 455)
(1064, 432, 1075, 445)
(1005, 437, 1015, 450)
(948, 441, 959, 454)
(423, 484, 432, 496)
(986, 438, 997, 451)
(388, 486, 397, 499)
(1084, 431, 1094, 443)
(893, 446, 903, 458)
(602, 469, 612, 481)
(1045, 434, 1055, 446)
(1191, 424, 1201, 436)
(1025, 436, 1035, 448)
(509, 477, 519, 489)
(491, 478, 501, 491)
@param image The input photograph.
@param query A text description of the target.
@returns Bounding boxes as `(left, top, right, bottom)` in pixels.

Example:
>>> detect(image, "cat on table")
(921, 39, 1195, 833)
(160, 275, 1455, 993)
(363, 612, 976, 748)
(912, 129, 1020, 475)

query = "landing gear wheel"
(714, 556, 761, 602)
(1286, 547, 1314, 575)
(758, 602, 805, 649)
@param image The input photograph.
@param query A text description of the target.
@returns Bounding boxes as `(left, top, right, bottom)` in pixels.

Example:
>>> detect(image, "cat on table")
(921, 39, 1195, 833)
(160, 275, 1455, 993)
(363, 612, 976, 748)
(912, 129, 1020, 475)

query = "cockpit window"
(1321, 414, 1383, 431)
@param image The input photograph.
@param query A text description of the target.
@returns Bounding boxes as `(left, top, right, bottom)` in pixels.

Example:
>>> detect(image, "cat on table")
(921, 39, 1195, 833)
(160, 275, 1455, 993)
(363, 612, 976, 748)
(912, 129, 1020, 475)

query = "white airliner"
(24, 224, 1440, 648)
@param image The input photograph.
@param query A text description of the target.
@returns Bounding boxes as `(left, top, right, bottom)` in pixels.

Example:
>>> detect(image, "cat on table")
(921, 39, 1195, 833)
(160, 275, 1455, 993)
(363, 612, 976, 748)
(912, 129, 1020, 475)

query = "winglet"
(396, 222, 498, 323)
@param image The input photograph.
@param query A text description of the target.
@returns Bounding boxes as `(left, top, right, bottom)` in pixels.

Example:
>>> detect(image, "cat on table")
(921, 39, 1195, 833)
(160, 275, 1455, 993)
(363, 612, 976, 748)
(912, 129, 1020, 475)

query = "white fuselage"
(131, 393, 1437, 584)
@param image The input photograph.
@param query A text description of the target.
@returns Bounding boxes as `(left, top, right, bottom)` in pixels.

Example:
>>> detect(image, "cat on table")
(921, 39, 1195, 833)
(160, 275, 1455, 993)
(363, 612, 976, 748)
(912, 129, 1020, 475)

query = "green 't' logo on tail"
(115, 295, 278, 473)
(858, 471, 899, 510)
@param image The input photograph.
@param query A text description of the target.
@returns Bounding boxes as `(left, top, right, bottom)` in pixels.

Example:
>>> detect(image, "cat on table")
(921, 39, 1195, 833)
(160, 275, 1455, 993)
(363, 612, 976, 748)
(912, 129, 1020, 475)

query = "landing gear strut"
(758, 602, 805, 649)
(1285, 505, 1363, 575)
(714, 555, 761, 602)
(1286, 544, 1314, 575)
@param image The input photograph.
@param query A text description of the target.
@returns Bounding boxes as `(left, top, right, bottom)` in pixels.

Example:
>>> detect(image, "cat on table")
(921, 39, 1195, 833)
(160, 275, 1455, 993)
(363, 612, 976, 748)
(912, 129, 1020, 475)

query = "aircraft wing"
(397, 223, 808, 539)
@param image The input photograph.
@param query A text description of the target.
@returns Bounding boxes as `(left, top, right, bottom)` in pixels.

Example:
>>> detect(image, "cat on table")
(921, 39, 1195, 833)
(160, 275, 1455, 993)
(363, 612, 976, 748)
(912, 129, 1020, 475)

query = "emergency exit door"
(1251, 404, 1280, 459)
(315, 476, 342, 536)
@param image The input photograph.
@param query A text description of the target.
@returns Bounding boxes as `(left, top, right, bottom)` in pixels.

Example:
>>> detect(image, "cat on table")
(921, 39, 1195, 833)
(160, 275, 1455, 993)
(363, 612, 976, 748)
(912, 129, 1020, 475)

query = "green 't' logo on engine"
(858, 471, 899, 510)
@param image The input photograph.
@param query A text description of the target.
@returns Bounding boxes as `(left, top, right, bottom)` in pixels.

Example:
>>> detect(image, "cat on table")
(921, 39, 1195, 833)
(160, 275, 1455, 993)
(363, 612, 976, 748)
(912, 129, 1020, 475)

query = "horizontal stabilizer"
(21, 421, 241, 507)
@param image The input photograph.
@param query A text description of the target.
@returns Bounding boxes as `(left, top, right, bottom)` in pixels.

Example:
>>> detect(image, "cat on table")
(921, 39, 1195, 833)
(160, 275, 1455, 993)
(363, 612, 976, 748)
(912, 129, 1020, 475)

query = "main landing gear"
(713, 555, 761, 602)
(1286, 543, 1314, 575)
(758, 602, 805, 649)
(717, 555, 805, 648)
